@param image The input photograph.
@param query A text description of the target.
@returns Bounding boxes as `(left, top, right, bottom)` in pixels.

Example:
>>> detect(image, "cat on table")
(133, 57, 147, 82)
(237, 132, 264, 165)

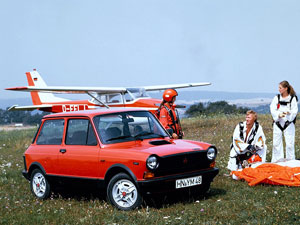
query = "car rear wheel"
(30, 169, 51, 199)
(107, 173, 142, 210)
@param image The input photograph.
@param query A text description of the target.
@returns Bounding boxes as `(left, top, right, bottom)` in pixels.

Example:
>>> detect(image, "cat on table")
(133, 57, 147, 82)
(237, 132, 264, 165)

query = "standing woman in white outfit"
(270, 81, 298, 162)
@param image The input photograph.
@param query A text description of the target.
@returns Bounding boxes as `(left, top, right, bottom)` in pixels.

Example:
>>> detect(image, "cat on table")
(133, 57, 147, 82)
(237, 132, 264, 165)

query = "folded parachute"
(232, 160, 300, 186)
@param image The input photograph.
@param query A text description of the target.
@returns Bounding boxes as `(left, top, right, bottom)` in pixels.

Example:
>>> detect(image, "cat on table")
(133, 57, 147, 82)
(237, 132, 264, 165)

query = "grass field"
(1, 114, 300, 224)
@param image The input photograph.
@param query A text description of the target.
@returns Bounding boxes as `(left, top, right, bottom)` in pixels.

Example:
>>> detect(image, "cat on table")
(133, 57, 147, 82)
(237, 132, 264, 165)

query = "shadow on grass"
(49, 184, 226, 210)
(143, 187, 227, 209)
(51, 185, 107, 202)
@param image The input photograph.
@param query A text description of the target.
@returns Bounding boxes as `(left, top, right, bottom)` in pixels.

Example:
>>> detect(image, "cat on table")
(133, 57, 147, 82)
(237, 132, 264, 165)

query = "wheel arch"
(28, 162, 46, 180)
(104, 164, 137, 187)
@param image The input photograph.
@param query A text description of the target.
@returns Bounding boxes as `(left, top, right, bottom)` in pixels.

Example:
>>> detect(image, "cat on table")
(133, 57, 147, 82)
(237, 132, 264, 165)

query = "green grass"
(1, 114, 300, 224)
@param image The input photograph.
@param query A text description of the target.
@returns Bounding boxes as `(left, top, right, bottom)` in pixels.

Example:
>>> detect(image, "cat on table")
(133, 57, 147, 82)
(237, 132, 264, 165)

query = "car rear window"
(36, 119, 64, 145)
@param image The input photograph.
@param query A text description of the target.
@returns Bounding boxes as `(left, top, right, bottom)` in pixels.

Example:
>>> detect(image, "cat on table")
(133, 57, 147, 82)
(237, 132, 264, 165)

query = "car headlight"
(207, 147, 217, 160)
(146, 155, 159, 170)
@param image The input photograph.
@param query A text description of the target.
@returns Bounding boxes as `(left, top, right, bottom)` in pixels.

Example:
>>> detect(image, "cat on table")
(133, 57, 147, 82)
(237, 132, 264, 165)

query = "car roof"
(43, 107, 148, 119)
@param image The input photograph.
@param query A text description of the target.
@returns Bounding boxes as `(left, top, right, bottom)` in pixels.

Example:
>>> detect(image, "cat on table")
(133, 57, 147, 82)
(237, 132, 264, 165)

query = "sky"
(1, 0, 300, 100)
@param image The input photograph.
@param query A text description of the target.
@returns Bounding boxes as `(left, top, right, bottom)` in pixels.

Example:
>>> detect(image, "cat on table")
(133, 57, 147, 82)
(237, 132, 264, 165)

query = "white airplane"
(6, 69, 211, 113)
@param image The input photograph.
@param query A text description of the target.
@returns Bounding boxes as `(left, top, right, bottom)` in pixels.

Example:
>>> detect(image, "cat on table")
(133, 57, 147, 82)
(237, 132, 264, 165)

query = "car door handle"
(60, 149, 66, 153)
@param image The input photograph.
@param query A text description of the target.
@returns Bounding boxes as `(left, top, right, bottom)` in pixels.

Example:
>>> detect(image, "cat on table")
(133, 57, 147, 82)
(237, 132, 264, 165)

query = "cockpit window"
(89, 93, 123, 105)
(125, 88, 149, 102)
(93, 111, 168, 144)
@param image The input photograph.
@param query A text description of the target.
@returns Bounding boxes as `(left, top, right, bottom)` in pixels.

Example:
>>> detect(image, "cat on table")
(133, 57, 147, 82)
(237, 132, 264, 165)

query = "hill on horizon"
(0, 90, 276, 113)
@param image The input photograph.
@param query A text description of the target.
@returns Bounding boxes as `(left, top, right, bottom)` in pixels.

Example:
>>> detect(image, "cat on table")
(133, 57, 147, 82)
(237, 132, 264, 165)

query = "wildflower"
(200, 208, 204, 212)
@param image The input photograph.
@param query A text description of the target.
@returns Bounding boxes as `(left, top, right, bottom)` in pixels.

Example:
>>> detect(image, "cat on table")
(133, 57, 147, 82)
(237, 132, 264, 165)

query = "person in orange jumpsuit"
(158, 89, 183, 139)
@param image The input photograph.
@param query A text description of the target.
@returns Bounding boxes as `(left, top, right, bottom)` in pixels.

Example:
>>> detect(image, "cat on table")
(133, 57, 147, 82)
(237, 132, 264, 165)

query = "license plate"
(176, 176, 202, 189)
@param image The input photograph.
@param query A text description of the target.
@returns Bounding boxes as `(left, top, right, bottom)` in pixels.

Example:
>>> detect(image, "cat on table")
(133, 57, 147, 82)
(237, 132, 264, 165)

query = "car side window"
(36, 119, 64, 145)
(65, 119, 97, 146)
(87, 122, 98, 145)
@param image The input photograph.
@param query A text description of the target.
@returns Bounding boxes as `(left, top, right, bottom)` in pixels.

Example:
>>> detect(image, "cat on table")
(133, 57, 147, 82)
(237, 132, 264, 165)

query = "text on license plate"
(176, 176, 202, 189)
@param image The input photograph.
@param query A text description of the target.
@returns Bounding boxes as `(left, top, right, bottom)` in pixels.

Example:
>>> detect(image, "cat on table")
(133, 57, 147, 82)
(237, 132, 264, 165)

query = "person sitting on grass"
(227, 110, 267, 177)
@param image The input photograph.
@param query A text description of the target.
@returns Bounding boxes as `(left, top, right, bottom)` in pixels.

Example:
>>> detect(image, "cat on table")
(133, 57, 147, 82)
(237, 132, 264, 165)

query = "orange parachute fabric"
(232, 162, 300, 186)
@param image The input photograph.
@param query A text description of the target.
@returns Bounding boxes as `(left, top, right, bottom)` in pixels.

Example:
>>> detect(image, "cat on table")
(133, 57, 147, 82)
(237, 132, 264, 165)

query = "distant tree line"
(185, 101, 249, 117)
(0, 109, 49, 125)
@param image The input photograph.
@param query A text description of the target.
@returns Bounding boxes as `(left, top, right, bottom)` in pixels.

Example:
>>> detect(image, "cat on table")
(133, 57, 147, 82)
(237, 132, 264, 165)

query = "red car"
(22, 108, 219, 210)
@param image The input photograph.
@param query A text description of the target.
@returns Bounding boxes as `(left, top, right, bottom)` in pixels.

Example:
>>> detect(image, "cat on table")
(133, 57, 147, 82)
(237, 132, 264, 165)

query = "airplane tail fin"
(26, 69, 67, 105)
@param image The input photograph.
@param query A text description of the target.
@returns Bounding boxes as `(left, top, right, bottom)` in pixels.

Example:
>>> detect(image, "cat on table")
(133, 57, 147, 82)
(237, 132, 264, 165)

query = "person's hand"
(172, 133, 179, 139)
(286, 111, 290, 115)
(279, 112, 286, 118)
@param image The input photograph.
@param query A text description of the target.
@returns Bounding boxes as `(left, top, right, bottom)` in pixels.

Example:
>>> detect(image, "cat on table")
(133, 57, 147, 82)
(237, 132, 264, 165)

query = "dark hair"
(159, 99, 167, 109)
(280, 80, 296, 96)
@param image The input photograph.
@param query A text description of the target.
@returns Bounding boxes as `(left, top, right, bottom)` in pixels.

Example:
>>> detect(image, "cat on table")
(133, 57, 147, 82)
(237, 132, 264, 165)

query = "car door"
(34, 119, 65, 175)
(58, 118, 100, 178)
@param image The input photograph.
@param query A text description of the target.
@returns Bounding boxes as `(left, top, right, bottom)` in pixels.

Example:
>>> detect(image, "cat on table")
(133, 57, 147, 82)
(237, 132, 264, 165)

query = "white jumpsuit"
(270, 95, 298, 162)
(227, 121, 267, 171)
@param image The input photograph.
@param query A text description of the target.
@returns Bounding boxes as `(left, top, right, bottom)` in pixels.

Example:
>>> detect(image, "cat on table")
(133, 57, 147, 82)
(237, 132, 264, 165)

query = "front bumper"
(137, 168, 219, 194)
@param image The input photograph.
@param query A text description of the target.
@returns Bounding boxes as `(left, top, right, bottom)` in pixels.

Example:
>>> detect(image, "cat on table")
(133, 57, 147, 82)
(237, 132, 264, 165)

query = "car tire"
(30, 169, 51, 199)
(107, 173, 142, 210)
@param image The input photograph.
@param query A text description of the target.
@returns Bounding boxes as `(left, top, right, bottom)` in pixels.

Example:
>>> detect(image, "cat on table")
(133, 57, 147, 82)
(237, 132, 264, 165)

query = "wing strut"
(86, 92, 110, 109)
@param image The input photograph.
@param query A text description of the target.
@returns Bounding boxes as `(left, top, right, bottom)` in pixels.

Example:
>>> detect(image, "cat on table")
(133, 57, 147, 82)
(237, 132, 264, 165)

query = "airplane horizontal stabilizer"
(8, 104, 53, 111)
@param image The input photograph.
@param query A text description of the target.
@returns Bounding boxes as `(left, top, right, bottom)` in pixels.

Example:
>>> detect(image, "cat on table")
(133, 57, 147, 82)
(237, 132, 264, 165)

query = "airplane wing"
(8, 104, 53, 111)
(143, 82, 211, 91)
(6, 82, 210, 94)
(5, 86, 127, 94)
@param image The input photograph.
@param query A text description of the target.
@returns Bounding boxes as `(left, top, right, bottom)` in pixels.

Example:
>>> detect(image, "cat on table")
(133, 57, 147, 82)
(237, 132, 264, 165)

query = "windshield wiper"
(106, 135, 133, 142)
(154, 133, 167, 138)
(134, 132, 166, 140)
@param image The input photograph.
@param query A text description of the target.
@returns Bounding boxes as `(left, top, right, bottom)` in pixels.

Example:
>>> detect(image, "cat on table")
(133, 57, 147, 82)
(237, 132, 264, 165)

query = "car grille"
(154, 150, 212, 177)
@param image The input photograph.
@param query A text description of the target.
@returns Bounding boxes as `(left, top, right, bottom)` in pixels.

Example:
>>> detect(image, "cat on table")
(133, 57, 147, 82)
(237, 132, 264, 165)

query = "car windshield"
(93, 111, 168, 144)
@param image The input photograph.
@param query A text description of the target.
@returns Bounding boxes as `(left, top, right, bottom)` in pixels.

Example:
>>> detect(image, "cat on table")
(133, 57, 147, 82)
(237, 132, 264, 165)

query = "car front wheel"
(107, 173, 142, 210)
(30, 169, 51, 199)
